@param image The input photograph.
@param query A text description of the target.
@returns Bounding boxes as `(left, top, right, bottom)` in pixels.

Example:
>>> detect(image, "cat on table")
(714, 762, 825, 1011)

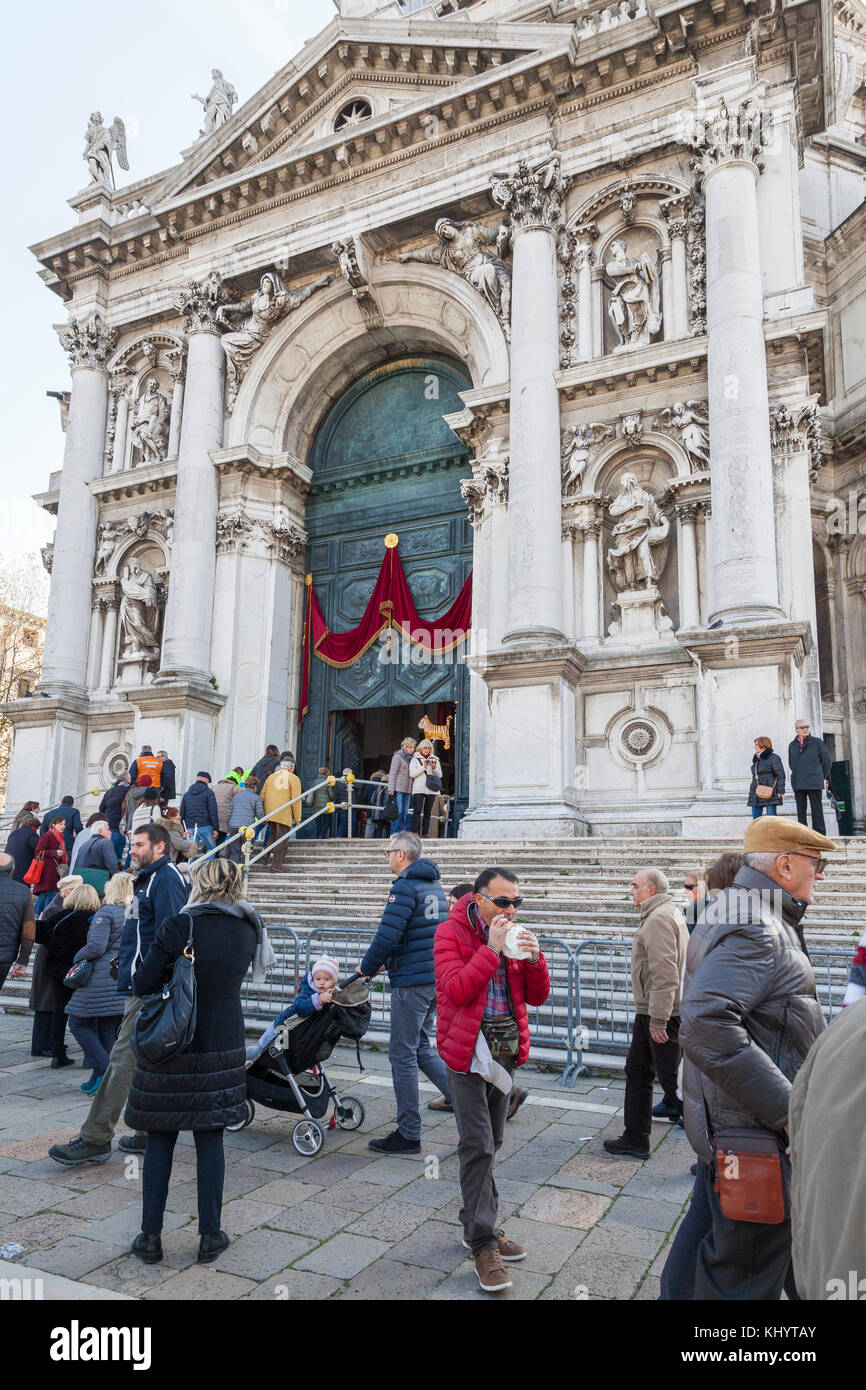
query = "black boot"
(197, 1231, 230, 1264)
(51, 1053, 75, 1069)
(131, 1232, 163, 1264)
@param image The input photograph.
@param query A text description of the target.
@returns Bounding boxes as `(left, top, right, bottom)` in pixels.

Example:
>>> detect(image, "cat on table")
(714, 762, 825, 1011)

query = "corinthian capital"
(173, 270, 230, 333)
(58, 313, 118, 370)
(491, 153, 569, 233)
(686, 97, 768, 179)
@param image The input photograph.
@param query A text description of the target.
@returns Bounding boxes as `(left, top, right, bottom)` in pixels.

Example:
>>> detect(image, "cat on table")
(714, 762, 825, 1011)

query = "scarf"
(186, 899, 276, 983)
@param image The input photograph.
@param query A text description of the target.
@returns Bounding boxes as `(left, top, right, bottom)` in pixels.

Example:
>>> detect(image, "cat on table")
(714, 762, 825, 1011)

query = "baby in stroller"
(246, 954, 340, 1063)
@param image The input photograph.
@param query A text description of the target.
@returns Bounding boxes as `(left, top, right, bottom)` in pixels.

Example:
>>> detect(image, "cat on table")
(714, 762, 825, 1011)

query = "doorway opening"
(328, 701, 459, 836)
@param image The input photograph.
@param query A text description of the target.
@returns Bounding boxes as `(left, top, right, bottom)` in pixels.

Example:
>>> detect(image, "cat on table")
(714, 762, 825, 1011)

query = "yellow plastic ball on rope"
(346, 772, 355, 783)
(327, 775, 336, 787)
(244, 826, 255, 841)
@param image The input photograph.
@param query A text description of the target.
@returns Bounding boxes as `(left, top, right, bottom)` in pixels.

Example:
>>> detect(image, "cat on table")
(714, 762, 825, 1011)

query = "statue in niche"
(397, 218, 512, 339)
(561, 422, 614, 494)
(83, 112, 129, 189)
(217, 269, 335, 409)
(119, 557, 160, 657)
(94, 522, 117, 576)
(607, 473, 670, 591)
(130, 379, 170, 464)
(605, 239, 662, 350)
(654, 400, 709, 469)
(192, 69, 238, 137)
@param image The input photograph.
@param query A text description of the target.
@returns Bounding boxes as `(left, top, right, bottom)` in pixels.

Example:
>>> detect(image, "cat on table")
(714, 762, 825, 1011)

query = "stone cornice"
(90, 459, 178, 503)
(676, 620, 813, 669)
(556, 336, 708, 401)
(210, 444, 313, 495)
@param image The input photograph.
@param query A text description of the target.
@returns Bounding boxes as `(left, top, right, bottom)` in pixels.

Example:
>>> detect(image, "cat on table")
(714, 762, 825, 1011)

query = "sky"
(0, 0, 337, 602)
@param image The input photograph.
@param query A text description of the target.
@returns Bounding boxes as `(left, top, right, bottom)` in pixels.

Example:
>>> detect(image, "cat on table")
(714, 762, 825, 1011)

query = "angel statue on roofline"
(83, 112, 129, 189)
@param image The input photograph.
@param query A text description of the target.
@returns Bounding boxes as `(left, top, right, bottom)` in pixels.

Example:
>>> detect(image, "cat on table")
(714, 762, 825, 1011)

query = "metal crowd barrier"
(238, 924, 857, 1086)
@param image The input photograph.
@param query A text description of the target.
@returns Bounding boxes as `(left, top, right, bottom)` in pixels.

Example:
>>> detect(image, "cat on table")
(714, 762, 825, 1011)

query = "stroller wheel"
(225, 1098, 255, 1132)
(334, 1095, 365, 1131)
(292, 1119, 325, 1156)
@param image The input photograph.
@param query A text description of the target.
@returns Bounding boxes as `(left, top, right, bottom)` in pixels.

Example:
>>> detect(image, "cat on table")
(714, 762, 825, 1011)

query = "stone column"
(689, 92, 782, 623)
(574, 222, 597, 362)
(676, 503, 701, 629)
(110, 377, 131, 473)
(591, 262, 605, 358)
(41, 313, 117, 693)
(579, 516, 602, 643)
(86, 599, 104, 690)
(561, 523, 576, 639)
(158, 274, 228, 680)
(166, 348, 186, 459)
(668, 221, 689, 338)
(99, 599, 119, 691)
(492, 155, 568, 645)
(660, 248, 675, 341)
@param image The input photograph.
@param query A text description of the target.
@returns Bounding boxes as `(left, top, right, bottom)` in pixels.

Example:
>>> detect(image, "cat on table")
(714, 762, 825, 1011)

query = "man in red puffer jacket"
(434, 866, 550, 1294)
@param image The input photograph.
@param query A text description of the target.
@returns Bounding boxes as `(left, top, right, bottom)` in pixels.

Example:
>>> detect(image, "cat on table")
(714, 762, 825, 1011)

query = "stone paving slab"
(0, 1012, 694, 1301)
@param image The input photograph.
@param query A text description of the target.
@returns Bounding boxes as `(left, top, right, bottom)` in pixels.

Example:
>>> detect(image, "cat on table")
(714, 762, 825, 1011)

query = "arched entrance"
(297, 354, 473, 831)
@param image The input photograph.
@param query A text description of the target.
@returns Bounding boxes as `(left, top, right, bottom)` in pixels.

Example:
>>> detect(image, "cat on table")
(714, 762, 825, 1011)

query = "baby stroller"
(228, 973, 372, 1156)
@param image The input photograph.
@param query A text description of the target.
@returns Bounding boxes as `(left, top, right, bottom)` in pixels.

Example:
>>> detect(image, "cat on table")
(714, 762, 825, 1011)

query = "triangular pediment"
(149, 14, 569, 208)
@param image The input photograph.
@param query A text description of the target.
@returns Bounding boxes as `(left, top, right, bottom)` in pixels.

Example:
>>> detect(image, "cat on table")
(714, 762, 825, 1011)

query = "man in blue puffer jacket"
(357, 830, 451, 1153)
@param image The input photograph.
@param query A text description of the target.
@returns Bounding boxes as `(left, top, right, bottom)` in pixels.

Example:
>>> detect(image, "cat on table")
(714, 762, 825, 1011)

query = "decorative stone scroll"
(332, 236, 382, 330)
(58, 314, 118, 370)
(491, 153, 569, 233)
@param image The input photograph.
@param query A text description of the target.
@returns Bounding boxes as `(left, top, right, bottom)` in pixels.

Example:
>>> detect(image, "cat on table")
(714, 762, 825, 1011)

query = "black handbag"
(131, 914, 197, 1066)
(381, 796, 400, 823)
(425, 773, 442, 793)
(63, 958, 93, 989)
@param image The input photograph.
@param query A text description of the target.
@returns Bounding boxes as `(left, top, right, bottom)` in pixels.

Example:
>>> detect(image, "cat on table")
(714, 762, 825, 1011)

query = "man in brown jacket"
(603, 866, 688, 1160)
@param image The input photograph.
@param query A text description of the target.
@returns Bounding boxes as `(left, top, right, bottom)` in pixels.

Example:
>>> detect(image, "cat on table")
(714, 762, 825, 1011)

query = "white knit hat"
(310, 955, 339, 982)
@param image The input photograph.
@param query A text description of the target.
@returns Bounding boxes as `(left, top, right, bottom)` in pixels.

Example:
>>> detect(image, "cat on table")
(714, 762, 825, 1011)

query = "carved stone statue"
(119, 557, 160, 657)
(192, 69, 238, 137)
(398, 218, 512, 339)
(94, 522, 117, 576)
(605, 239, 662, 350)
(217, 269, 334, 409)
(83, 113, 129, 189)
(560, 422, 614, 495)
(654, 400, 709, 469)
(130, 379, 170, 464)
(607, 473, 670, 591)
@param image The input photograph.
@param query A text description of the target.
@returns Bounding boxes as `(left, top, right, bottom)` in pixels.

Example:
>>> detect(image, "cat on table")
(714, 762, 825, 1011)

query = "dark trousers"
(67, 1014, 122, 1074)
(410, 793, 433, 836)
(662, 1156, 797, 1300)
(314, 817, 331, 839)
(142, 1129, 225, 1237)
(623, 1013, 681, 1150)
(794, 788, 826, 835)
(31, 1011, 53, 1055)
(50, 1008, 69, 1059)
(448, 1059, 514, 1255)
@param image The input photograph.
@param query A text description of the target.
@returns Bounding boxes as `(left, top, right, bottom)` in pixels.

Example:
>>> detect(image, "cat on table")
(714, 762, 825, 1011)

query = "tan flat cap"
(57, 874, 84, 891)
(744, 816, 837, 855)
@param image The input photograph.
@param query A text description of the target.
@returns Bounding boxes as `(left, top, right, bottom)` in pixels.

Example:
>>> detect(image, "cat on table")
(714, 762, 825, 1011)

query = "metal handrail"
(193, 777, 333, 869)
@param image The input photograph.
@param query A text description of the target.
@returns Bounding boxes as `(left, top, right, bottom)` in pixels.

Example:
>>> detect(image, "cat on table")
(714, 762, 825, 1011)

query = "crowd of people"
(0, 713, 860, 1299)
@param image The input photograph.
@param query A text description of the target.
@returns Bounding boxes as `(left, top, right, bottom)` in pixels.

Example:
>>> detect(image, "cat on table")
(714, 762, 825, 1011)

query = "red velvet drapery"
(300, 544, 472, 721)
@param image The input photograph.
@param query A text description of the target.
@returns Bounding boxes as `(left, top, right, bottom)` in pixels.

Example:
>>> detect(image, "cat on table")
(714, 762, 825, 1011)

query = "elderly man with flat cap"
(661, 816, 836, 1301)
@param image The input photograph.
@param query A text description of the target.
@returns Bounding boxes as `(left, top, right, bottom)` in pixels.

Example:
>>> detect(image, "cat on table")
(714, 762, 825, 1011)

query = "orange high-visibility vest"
(136, 755, 163, 788)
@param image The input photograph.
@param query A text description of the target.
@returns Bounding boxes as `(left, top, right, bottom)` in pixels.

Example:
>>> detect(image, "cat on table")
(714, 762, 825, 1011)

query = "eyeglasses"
(478, 892, 523, 910)
(683, 883, 697, 892)
(785, 852, 828, 874)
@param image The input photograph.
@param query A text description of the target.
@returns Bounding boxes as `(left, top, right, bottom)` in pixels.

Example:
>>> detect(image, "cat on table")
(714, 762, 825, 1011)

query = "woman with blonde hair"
(64, 873, 133, 1094)
(126, 856, 269, 1266)
(409, 739, 443, 837)
(42, 882, 101, 1069)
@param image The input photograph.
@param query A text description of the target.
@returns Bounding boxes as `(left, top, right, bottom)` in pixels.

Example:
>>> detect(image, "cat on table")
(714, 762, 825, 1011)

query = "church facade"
(6, 0, 866, 835)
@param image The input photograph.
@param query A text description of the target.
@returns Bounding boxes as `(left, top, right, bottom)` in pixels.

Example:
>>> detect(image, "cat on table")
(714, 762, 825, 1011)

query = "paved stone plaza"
(0, 1012, 693, 1301)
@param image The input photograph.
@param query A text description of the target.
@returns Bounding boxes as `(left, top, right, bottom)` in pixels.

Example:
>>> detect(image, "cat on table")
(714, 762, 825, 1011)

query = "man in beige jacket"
(603, 867, 689, 1160)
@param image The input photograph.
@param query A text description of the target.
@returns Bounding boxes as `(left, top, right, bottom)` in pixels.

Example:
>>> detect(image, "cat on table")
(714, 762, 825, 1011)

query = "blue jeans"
(67, 1014, 122, 1074)
(751, 804, 778, 818)
(394, 791, 412, 833)
(388, 984, 451, 1141)
(193, 827, 216, 854)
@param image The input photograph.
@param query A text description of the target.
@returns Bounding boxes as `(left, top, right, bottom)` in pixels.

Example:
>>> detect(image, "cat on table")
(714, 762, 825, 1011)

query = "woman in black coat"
(41, 884, 100, 1067)
(4, 816, 39, 881)
(126, 856, 260, 1266)
(748, 736, 786, 817)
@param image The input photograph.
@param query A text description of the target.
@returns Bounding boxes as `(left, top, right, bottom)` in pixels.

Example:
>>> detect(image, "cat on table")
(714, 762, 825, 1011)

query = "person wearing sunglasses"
(662, 815, 837, 1302)
(434, 867, 549, 1293)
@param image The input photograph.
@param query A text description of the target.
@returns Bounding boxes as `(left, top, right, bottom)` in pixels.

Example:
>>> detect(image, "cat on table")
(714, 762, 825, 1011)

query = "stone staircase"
(2, 836, 862, 1024)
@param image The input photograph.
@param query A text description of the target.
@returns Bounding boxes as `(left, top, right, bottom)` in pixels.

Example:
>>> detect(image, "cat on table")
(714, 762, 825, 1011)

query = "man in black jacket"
(0, 852, 36, 991)
(180, 772, 219, 854)
(787, 719, 832, 834)
(663, 815, 836, 1301)
(157, 750, 176, 807)
(48, 823, 189, 1166)
(99, 773, 131, 860)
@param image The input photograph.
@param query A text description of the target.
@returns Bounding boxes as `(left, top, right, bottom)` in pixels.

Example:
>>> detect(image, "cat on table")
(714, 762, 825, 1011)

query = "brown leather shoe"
(506, 1087, 529, 1121)
(474, 1248, 512, 1292)
(463, 1229, 526, 1262)
(427, 1098, 453, 1112)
